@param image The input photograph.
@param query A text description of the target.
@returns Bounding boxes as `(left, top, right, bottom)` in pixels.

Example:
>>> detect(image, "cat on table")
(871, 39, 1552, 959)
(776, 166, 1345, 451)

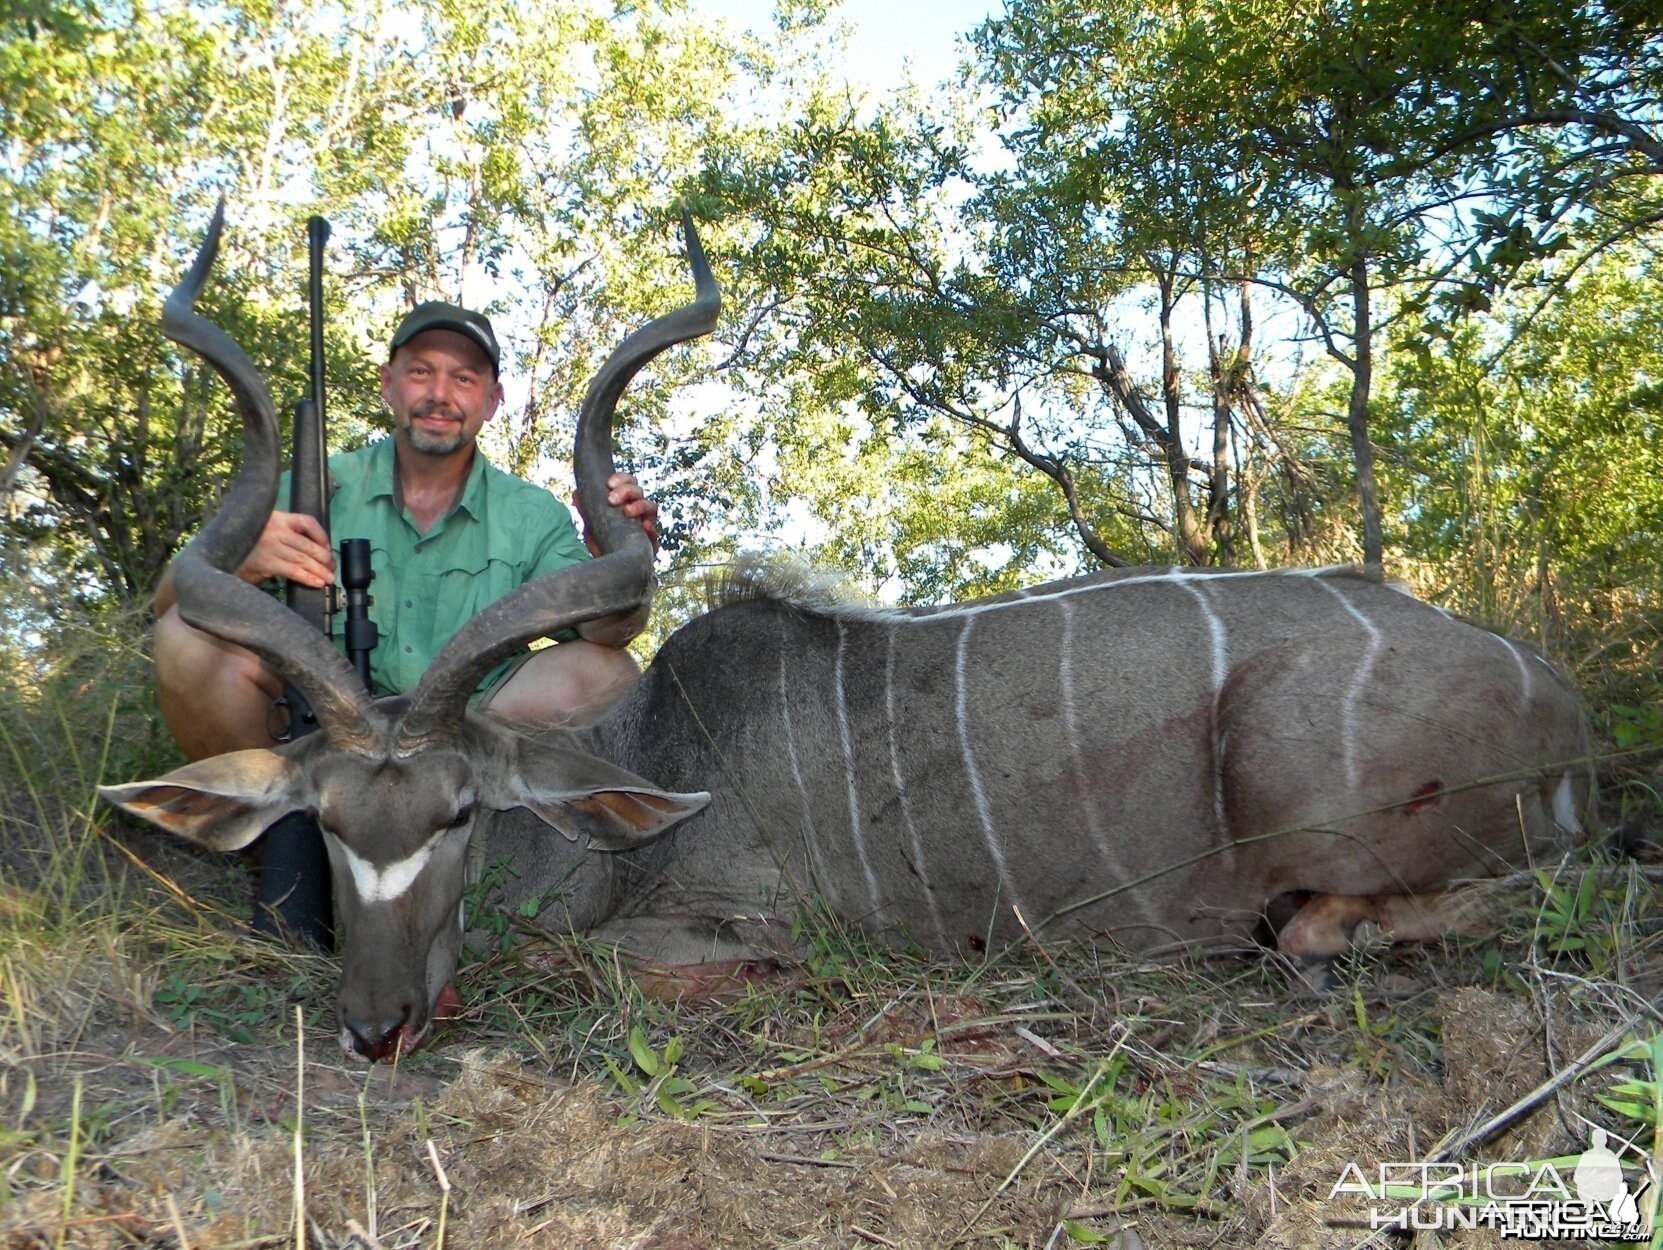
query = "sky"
(695, 0, 998, 97)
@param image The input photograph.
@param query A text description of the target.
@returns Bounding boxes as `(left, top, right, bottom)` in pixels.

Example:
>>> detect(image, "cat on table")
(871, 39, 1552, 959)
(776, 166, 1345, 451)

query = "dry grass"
(7, 595, 1663, 1249)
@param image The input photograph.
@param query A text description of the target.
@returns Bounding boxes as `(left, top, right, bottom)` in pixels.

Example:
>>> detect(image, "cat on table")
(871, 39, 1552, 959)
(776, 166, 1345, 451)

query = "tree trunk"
(1157, 270, 1207, 565)
(1348, 252, 1383, 572)
(1202, 283, 1234, 565)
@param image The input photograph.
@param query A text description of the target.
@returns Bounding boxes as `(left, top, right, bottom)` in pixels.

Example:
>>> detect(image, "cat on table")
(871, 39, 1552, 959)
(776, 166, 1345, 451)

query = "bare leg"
(153, 606, 331, 945)
(480, 640, 640, 725)
(154, 606, 285, 759)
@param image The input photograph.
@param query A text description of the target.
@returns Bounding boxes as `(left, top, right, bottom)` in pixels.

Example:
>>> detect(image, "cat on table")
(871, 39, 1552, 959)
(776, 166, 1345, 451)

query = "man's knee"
(157, 608, 276, 691)
(583, 640, 640, 690)
(483, 641, 639, 724)
(154, 607, 284, 758)
(567, 640, 639, 711)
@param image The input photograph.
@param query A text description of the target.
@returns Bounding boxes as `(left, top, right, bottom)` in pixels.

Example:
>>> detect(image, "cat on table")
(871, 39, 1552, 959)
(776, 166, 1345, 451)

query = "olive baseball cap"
(389, 301, 501, 373)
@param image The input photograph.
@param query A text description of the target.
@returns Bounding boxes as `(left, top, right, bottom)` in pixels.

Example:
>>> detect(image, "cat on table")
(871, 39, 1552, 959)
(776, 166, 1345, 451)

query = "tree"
(969, 0, 1663, 571)
(1377, 240, 1663, 627)
(1, 0, 756, 606)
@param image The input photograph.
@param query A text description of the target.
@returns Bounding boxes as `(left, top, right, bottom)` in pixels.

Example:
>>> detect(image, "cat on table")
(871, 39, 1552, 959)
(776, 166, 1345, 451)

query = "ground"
(4, 810, 1661, 1248)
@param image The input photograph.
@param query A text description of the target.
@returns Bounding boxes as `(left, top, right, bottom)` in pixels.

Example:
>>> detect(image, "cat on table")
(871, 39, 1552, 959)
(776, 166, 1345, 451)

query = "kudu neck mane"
(698, 554, 875, 620)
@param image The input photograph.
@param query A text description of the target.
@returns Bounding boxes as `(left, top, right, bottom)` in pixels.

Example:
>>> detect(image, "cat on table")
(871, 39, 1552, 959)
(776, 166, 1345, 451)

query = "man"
(151, 301, 658, 936)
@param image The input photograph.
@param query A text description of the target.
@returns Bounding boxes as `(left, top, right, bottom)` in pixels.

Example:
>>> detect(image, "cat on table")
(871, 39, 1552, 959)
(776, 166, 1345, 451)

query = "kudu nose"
(342, 1004, 413, 1062)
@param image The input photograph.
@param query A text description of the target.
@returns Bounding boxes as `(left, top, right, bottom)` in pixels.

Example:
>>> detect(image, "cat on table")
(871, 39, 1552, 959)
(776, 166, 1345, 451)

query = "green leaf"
(628, 1026, 660, 1078)
(602, 1054, 638, 1097)
(136, 1057, 232, 1081)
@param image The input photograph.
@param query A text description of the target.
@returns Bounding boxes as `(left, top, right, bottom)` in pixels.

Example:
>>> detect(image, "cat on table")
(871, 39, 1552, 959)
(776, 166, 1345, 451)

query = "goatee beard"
(406, 424, 467, 455)
(404, 405, 469, 456)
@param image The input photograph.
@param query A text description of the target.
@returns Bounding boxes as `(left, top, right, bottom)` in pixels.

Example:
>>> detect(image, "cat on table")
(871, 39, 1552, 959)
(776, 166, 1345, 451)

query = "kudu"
(105, 208, 1593, 1062)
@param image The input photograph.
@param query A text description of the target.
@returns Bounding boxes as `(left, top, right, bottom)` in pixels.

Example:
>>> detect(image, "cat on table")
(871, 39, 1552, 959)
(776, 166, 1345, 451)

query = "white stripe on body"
(1498, 636, 1535, 708)
(835, 621, 885, 923)
(778, 616, 829, 892)
(1310, 576, 1381, 790)
(1058, 596, 1119, 870)
(1553, 773, 1582, 835)
(955, 615, 1025, 922)
(886, 625, 948, 948)
(1174, 579, 1230, 835)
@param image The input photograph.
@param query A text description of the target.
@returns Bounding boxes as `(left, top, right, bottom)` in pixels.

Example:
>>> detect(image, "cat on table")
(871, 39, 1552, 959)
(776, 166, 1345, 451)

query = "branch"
(863, 344, 1135, 568)
(714, 295, 786, 371)
(1005, 397, 1132, 568)
(1, 371, 49, 497)
(1441, 108, 1663, 172)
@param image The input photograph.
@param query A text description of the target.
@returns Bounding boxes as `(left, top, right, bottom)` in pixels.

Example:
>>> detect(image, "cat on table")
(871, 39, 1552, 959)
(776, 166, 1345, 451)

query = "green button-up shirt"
(281, 437, 590, 697)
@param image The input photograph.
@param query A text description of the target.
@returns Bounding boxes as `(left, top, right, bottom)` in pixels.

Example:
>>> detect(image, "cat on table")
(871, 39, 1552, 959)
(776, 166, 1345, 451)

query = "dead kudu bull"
(104, 209, 1594, 1062)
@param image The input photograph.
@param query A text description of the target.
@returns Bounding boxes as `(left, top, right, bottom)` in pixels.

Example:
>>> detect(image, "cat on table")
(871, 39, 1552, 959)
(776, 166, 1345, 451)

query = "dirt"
(4, 970, 1643, 1250)
(3, 823, 1658, 1248)
(3, 1037, 1071, 1248)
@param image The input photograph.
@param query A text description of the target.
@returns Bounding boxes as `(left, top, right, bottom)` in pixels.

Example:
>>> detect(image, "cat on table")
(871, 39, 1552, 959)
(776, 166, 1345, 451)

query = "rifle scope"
(340, 537, 378, 692)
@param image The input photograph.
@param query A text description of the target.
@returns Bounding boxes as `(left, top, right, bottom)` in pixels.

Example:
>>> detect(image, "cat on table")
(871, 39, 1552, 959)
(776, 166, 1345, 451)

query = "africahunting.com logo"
(1327, 1128, 1653, 1240)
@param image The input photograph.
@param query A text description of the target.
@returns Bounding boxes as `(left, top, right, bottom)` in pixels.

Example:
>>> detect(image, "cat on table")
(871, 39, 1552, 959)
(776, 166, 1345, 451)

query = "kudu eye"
(446, 803, 475, 829)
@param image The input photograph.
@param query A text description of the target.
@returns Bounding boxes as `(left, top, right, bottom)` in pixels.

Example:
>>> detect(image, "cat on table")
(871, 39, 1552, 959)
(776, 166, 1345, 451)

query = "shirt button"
(403, 599, 413, 608)
(404, 645, 413, 653)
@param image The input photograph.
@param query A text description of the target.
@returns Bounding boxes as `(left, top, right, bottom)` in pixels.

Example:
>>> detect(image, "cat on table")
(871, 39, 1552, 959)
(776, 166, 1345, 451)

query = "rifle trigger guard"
(268, 696, 295, 744)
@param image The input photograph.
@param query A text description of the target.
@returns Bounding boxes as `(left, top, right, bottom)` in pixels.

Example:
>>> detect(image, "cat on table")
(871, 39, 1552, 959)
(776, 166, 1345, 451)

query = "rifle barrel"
(306, 216, 330, 540)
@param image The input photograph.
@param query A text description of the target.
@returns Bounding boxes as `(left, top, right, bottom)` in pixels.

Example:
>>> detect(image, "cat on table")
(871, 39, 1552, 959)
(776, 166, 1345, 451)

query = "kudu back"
(104, 208, 1593, 1062)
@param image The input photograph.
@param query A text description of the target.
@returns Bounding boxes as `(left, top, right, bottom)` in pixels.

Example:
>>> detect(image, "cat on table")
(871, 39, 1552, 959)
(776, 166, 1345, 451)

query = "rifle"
(253, 215, 341, 946)
(284, 215, 334, 666)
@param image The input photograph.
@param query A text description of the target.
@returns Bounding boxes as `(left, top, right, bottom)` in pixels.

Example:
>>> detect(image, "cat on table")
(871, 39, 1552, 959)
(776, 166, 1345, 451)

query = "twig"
(756, 1151, 860, 1169)
(941, 1037, 1130, 1248)
(164, 1193, 192, 1250)
(750, 1031, 910, 1083)
(1012, 905, 1107, 1018)
(852, 1226, 899, 1246)
(425, 1140, 452, 1249)
(292, 1006, 305, 1250)
(1426, 1016, 1638, 1164)
(97, 825, 245, 930)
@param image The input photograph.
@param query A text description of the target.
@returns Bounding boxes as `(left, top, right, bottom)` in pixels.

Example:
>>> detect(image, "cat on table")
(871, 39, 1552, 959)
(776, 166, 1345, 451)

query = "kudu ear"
(491, 740, 709, 850)
(99, 750, 305, 852)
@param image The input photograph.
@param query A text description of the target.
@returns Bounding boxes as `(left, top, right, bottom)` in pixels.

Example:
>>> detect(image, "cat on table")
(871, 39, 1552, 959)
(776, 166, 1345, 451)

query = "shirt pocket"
(433, 555, 525, 652)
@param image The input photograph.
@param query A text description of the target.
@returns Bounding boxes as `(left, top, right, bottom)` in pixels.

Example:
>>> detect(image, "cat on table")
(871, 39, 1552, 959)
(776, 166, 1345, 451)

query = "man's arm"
(153, 511, 336, 618)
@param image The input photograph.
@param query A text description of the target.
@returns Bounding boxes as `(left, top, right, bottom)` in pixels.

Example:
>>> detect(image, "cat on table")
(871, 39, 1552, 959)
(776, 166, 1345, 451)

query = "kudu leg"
(1277, 889, 1490, 989)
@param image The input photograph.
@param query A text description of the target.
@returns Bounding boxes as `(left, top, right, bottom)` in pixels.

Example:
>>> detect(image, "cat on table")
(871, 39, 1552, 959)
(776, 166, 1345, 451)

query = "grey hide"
(478, 562, 1592, 966)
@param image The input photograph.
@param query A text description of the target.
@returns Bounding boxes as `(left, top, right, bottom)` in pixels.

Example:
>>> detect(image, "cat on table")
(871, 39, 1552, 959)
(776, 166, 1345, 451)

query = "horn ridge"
(575, 207, 721, 557)
(397, 210, 721, 746)
(165, 201, 377, 752)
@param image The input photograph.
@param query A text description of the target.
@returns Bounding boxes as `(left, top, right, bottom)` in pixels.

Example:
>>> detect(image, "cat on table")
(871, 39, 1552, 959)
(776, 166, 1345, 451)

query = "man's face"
(380, 329, 504, 457)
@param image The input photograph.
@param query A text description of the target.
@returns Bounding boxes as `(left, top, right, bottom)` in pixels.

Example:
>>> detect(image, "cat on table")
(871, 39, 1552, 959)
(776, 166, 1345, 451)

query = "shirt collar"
(366, 434, 490, 521)
(453, 443, 489, 520)
(365, 436, 398, 502)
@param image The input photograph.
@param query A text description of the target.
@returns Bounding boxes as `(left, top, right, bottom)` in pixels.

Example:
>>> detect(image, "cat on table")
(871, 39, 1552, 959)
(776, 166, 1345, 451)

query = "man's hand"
(238, 511, 336, 588)
(582, 472, 659, 556)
